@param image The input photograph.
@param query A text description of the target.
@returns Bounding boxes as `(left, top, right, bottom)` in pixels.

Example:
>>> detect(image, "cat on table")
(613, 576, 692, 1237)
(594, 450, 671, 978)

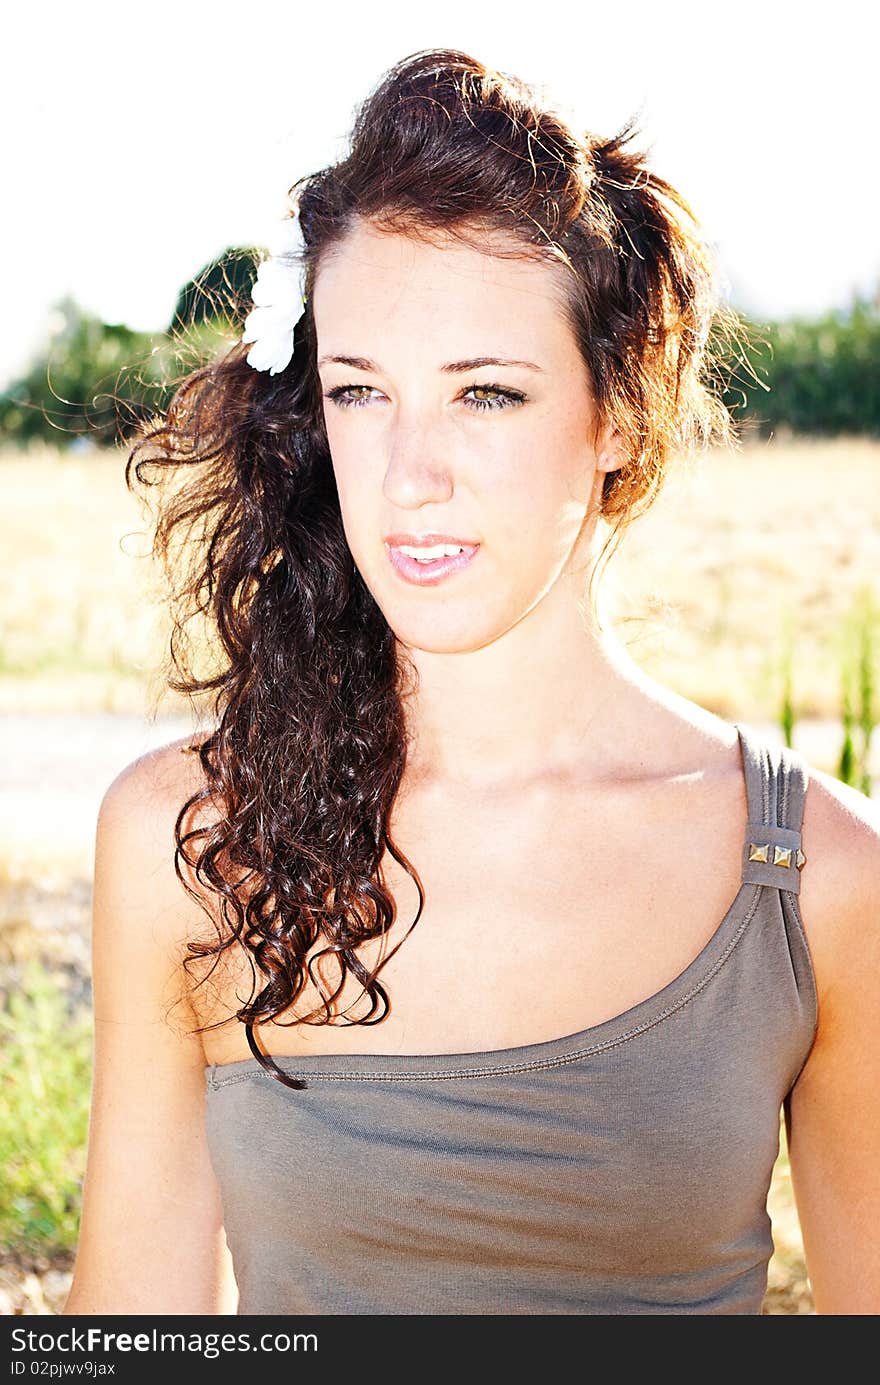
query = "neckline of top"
(203, 721, 773, 1084)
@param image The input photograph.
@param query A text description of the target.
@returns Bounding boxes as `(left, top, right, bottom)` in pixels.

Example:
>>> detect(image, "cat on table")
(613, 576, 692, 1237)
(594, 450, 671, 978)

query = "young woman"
(64, 48, 879, 1316)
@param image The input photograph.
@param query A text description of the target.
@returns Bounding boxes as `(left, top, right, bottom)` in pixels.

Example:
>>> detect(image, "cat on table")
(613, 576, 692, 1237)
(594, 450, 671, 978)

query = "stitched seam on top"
(782, 888, 819, 1027)
(207, 887, 763, 1087)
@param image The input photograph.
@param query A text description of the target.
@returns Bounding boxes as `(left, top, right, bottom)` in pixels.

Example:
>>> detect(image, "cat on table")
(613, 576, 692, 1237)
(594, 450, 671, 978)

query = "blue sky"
(4, 0, 877, 389)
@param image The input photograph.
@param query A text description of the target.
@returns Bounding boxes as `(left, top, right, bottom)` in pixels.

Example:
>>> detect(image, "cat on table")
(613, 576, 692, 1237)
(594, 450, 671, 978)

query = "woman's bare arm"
(786, 769, 880, 1314)
(63, 739, 238, 1315)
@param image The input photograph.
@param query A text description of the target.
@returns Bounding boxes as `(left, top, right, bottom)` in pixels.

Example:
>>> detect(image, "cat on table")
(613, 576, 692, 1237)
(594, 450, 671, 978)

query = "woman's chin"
(387, 612, 505, 656)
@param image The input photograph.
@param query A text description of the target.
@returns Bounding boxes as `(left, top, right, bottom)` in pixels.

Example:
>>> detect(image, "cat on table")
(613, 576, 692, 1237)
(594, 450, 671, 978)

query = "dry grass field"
(608, 431, 880, 721)
(1, 433, 878, 1315)
(1, 433, 879, 719)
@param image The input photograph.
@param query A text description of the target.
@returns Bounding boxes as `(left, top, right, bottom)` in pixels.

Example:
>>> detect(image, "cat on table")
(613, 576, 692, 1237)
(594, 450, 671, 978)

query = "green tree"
(725, 290, 880, 438)
(170, 246, 261, 331)
(0, 249, 254, 451)
(0, 297, 174, 449)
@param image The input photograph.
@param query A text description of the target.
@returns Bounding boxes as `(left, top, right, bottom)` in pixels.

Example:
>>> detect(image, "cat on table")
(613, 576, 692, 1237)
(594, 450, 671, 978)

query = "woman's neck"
(397, 590, 664, 792)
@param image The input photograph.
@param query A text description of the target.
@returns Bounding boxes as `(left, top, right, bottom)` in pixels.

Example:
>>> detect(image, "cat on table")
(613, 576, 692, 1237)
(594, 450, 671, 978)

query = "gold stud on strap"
(748, 840, 806, 869)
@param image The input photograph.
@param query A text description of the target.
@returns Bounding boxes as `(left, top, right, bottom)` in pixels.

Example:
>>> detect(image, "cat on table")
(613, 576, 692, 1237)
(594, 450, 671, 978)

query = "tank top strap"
(732, 721, 809, 896)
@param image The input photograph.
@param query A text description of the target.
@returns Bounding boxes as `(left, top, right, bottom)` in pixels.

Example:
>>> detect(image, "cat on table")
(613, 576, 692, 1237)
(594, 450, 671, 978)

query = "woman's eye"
(461, 384, 526, 411)
(324, 384, 377, 409)
(323, 382, 526, 412)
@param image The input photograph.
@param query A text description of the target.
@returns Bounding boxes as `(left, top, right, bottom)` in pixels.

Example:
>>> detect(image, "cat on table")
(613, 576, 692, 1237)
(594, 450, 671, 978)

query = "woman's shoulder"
(100, 729, 214, 806)
(95, 731, 224, 968)
(97, 725, 224, 859)
(802, 757, 880, 865)
(795, 755, 880, 1015)
(670, 702, 879, 907)
(650, 700, 878, 993)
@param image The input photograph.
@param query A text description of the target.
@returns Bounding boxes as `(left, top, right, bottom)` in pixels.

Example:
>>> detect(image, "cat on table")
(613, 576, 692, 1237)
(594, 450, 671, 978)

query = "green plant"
(836, 585, 878, 794)
(0, 961, 92, 1258)
(856, 590, 876, 797)
(839, 672, 857, 786)
(778, 614, 796, 748)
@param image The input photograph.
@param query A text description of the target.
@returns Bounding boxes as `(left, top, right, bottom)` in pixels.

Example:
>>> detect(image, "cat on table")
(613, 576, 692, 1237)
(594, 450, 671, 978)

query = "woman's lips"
(386, 543, 480, 586)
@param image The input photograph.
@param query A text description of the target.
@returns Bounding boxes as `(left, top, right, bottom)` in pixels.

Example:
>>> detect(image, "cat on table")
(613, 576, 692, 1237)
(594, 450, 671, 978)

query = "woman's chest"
(195, 763, 747, 1063)
(205, 1033, 782, 1314)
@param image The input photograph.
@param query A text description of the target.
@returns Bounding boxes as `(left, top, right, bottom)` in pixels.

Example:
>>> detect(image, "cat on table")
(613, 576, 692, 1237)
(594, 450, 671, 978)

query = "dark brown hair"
(129, 48, 741, 1088)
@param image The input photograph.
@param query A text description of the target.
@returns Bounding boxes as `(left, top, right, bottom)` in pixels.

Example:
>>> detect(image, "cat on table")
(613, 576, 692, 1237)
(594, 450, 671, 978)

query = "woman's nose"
(382, 414, 455, 506)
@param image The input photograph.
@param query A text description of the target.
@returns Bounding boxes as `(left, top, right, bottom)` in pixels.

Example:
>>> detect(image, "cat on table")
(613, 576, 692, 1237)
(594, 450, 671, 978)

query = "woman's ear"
(595, 423, 625, 475)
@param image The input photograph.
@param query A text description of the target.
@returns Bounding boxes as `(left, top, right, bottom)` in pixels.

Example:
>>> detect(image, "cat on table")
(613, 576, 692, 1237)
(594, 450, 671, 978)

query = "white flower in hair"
(241, 214, 307, 376)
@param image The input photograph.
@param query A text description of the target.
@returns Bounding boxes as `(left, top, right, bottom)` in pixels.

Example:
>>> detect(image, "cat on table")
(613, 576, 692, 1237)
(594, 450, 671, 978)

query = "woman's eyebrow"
(317, 353, 544, 373)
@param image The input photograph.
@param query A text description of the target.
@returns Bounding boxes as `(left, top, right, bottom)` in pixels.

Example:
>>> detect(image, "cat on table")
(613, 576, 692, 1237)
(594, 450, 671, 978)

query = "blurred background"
(2, 0, 878, 1316)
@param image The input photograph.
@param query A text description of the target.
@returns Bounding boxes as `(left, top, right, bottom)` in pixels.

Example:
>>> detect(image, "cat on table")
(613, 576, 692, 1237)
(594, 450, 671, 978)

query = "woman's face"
(312, 218, 619, 654)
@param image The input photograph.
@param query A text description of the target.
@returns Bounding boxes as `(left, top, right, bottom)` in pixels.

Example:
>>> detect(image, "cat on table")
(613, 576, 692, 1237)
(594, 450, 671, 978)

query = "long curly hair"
(128, 47, 742, 1089)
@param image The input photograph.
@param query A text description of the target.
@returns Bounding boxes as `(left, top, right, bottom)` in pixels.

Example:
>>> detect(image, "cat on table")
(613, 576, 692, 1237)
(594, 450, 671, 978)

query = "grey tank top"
(204, 721, 817, 1315)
